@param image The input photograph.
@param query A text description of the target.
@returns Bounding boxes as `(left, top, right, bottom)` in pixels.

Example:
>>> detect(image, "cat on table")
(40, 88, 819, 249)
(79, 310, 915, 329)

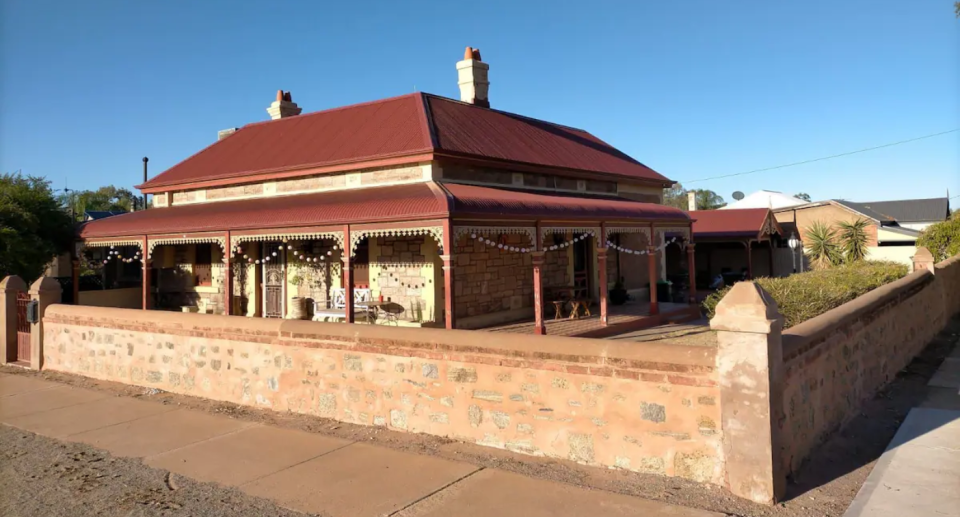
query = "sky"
(1, 0, 958, 205)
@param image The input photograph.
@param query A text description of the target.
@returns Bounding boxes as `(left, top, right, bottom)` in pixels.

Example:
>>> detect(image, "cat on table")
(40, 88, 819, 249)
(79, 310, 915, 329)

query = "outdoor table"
(548, 287, 592, 320)
(363, 301, 404, 325)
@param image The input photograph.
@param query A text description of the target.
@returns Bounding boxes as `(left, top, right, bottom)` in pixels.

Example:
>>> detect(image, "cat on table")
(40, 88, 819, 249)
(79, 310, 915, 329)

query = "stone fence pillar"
(710, 281, 786, 504)
(912, 246, 935, 273)
(28, 277, 61, 370)
(1, 275, 27, 364)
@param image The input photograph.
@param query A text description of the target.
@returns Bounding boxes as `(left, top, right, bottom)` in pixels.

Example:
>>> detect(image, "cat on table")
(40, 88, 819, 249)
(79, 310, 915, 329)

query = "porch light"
(271, 252, 277, 257)
(788, 233, 799, 250)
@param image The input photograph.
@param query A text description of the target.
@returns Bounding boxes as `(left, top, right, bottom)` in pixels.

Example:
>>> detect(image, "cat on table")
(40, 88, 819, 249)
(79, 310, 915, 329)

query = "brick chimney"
(266, 90, 302, 120)
(457, 47, 490, 108)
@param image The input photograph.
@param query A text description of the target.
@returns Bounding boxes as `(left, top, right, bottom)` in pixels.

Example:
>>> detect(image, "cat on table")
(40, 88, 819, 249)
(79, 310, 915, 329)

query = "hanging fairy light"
(604, 236, 680, 255)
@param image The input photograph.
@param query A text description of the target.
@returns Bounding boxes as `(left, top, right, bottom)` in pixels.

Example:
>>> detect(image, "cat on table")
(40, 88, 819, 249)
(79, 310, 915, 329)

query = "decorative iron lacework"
(540, 227, 601, 244)
(148, 236, 227, 262)
(231, 231, 345, 252)
(760, 216, 778, 237)
(453, 226, 536, 246)
(603, 227, 652, 243)
(656, 226, 692, 248)
(350, 227, 445, 255)
(82, 239, 144, 251)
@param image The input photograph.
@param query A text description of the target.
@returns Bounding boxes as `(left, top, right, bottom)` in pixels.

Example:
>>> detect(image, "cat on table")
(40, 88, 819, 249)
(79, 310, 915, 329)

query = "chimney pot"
(218, 128, 239, 141)
(267, 90, 302, 120)
(457, 46, 490, 108)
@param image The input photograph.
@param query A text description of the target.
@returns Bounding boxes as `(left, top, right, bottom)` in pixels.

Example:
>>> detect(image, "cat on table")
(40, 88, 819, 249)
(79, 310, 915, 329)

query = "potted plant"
(609, 277, 628, 305)
(655, 279, 672, 303)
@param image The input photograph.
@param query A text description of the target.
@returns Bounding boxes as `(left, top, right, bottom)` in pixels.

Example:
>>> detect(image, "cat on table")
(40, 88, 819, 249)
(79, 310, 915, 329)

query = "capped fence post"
(912, 246, 935, 274)
(710, 281, 786, 504)
(1, 275, 27, 364)
(28, 277, 61, 371)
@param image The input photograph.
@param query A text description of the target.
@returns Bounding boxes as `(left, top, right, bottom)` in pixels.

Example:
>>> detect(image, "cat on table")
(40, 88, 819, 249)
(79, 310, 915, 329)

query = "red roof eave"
(81, 183, 690, 242)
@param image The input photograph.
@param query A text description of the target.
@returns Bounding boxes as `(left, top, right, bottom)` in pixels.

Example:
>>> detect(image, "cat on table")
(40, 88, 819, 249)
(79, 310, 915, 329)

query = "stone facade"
(368, 236, 441, 323)
(42, 307, 722, 484)
(453, 234, 569, 320)
(439, 162, 619, 196)
(165, 164, 430, 207)
(778, 269, 946, 475)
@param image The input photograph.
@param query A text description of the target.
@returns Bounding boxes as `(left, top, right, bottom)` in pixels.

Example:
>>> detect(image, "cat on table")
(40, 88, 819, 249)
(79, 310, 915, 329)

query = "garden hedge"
(702, 261, 909, 328)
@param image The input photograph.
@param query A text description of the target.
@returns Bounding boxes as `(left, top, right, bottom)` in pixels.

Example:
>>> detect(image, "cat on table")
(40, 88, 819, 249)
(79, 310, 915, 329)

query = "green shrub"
(702, 261, 908, 328)
(916, 214, 960, 262)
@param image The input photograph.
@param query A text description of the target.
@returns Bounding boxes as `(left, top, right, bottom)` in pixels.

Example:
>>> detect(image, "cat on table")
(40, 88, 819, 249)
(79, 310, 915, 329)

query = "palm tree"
(837, 218, 870, 263)
(804, 221, 841, 269)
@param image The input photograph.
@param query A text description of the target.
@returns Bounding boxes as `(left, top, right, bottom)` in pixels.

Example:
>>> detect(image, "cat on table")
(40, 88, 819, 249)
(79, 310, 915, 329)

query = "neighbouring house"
(84, 210, 127, 222)
(682, 208, 788, 293)
(43, 210, 131, 304)
(774, 197, 950, 269)
(720, 190, 807, 211)
(71, 47, 699, 336)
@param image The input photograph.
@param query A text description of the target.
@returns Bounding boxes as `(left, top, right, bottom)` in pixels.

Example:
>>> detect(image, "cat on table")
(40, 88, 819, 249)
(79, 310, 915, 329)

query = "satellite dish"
(732, 191, 745, 201)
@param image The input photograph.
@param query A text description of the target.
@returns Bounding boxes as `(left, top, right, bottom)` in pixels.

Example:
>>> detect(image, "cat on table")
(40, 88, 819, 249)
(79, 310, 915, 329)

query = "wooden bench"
(546, 287, 592, 320)
(312, 288, 374, 322)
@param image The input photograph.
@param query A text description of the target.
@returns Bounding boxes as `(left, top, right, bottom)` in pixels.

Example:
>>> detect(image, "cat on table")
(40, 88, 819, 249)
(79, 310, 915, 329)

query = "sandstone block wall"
(42, 306, 722, 484)
(453, 234, 568, 320)
(778, 254, 960, 475)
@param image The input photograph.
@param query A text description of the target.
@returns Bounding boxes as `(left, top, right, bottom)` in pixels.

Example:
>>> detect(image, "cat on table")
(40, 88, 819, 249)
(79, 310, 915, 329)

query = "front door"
(262, 243, 285, 318)
(573, 238, 592, 299)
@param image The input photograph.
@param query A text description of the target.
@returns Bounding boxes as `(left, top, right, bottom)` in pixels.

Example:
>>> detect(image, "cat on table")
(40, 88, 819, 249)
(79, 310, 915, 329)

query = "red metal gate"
(16, 291, 30, 363)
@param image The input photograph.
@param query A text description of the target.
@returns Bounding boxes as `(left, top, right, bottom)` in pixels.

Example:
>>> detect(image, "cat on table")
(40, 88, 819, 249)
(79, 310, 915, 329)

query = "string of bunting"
(605, 236, 679, 255)
(96, 246, 143, 265)
(469, 232, 596, 253)
(232, 239, 338, 265)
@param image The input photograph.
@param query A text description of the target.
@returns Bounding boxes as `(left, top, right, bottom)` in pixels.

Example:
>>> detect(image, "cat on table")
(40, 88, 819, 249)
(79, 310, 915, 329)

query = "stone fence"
(710, 251, 960, 503)
(3, 251, 958, 506)
(37, 304, 726, 487)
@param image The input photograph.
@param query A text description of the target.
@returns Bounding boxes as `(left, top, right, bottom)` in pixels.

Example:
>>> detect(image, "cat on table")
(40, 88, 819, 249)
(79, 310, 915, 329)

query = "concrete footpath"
(843, 344, 960, 517)
(0, 373, 719, 517)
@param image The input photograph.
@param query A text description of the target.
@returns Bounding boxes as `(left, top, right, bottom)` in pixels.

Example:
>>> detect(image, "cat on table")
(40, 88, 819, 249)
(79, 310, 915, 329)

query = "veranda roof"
(79, 183, 691, 240)
(690, 208, 781, 240)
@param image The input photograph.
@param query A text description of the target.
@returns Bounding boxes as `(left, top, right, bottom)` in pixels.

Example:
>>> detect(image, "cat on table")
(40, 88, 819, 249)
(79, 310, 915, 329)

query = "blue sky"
(1, 0, 957, 204)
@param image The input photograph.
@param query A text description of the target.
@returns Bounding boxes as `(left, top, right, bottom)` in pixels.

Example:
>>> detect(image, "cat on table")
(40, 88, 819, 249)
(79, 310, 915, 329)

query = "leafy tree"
(0, 173, 75, 282)
(794, 192, 812, 202)
(916, 214, 960, 262)
(803, 221, 842, 269)
(837, 218, 869, 263)
(955, 1, 959, 17)
(662, 184, 726, 210)
(59, 185, 140, 221)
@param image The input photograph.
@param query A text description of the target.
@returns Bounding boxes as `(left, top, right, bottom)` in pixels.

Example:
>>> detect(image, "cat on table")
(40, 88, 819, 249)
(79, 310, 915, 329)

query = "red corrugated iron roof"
(445, 183, 688, 221)
(80, 183, 447, 238)
(140, 93, 671, 190)
(690, 208, 781, 239)
(425, 96, 666, 182)
(80, 183, 689, 239)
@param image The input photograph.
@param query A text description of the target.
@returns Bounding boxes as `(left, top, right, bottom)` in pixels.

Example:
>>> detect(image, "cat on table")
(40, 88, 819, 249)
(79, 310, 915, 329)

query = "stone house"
(73, 47, 696, 334)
